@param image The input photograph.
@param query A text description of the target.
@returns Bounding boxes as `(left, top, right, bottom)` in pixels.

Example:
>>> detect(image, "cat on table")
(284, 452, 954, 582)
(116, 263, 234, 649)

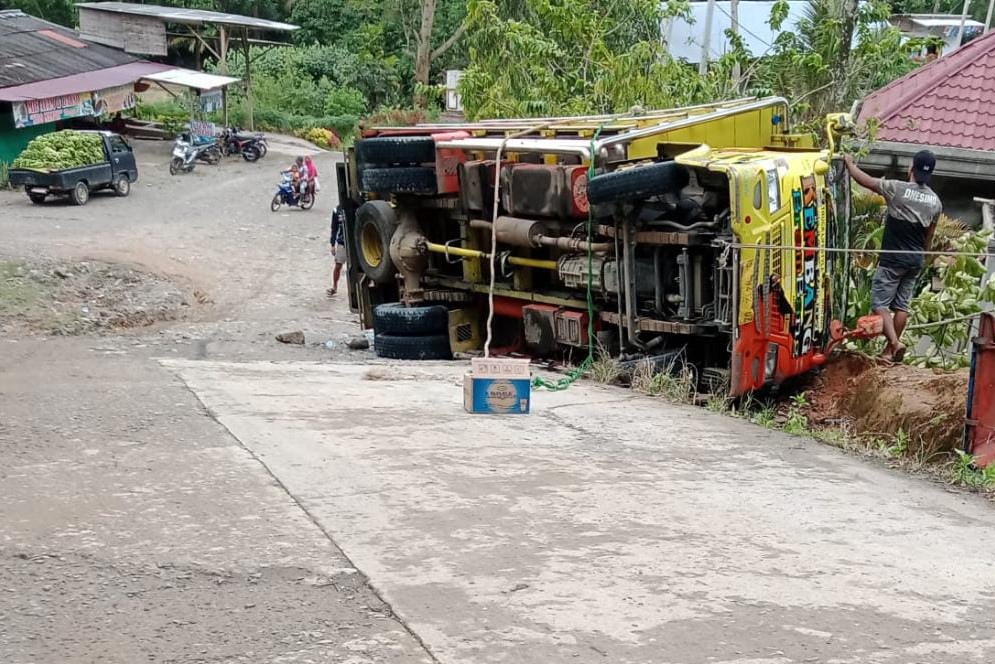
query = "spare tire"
(586, 161, 689, 205)
(374, 303, 449, 336)
(355, 201, 399, 284)
(359, 167, 437, 195)
(356, 136, 436, 167)
(374, 333, 452, 360)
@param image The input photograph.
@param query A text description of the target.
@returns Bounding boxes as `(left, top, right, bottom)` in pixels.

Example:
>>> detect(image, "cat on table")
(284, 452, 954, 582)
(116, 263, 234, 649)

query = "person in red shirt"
(304, 155, 319, 195)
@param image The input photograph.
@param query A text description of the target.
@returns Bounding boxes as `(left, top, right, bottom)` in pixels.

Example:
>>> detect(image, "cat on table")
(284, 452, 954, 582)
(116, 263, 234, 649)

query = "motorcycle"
(221, 127, 267, 162)
(170, 133, 221, 176)
(271, 171, 315, 211)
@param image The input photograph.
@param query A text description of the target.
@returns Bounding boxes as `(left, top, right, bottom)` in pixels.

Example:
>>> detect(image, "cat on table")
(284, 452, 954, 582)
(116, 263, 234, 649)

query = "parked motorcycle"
(169, 133, 221, 176)
(270, 171, 315, 211)
(221, 127, 267, 162)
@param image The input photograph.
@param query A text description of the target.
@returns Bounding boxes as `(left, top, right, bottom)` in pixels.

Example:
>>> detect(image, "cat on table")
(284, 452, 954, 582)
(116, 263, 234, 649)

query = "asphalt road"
(2, 137, 995, 664)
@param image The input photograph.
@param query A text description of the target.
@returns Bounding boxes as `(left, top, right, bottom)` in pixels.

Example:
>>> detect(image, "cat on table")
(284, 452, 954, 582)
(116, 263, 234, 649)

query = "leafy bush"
(13, 131, 105, 172)
(294, 127, 342, 149)
(324, 86, 367, 116)
(0, 160, 10, 189)
(134, 100, 188, 135)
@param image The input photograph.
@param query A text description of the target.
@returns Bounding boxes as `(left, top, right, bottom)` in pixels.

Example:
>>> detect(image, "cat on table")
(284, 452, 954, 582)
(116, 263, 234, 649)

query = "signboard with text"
(12, 93, 94, 128)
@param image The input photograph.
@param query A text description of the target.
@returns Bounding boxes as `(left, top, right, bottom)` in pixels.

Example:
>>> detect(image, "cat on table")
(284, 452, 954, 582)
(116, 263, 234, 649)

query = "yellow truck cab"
(336, 97, 852, 395)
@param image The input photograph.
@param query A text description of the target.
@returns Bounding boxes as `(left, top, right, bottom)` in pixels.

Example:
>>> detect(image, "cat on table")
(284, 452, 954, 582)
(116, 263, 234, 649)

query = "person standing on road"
(328, 205, 347, 298)
(844, 150, 942, 363)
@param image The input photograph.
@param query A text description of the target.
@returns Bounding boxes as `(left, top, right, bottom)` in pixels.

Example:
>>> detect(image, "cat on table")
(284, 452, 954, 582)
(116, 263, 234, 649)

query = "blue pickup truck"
(9, 131, 138, 206)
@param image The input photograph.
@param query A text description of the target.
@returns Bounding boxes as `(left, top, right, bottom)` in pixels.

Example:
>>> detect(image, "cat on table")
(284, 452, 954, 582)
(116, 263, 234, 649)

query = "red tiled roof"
(857, 30, 995, 152)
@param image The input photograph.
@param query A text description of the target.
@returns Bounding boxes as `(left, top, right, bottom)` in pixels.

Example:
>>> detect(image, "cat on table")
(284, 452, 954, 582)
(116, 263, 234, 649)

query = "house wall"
(0, 103, 53, 163)
(869, 164, 987, 227)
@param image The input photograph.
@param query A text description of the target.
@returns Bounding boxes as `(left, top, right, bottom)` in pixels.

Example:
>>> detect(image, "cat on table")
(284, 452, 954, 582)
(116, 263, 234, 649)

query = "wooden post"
(218, 26, 229, 128)
(699, 0, 716, 76)
(242, 28, 253, 131)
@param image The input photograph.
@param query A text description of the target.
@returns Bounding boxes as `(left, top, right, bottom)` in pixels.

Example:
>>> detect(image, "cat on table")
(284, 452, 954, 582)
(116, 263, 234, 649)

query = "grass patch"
(631, 358, 696, 403)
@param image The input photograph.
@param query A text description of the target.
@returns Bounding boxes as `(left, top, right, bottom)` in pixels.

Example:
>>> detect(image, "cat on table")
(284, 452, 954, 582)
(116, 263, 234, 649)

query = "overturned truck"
(336, 97, 853, 396)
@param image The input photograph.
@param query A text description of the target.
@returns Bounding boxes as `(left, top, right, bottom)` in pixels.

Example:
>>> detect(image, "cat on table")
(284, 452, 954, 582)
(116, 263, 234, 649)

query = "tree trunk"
(414, 0, 438, 107)
(832, 0, 859, 110)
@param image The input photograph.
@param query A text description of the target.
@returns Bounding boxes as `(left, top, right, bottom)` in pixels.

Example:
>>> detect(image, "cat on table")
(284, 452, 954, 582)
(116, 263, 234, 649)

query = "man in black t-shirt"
(844, 150, 942, 362)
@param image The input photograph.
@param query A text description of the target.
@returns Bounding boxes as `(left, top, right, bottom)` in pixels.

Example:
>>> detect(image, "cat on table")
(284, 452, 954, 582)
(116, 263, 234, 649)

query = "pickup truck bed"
(8, 130, 138, 206)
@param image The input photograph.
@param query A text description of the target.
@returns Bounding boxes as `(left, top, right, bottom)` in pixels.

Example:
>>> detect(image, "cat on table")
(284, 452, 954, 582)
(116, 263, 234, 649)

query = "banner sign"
(92, 85, 136, 116)
(199, 89, 223, 113)
(190, 120, 218, 139)
(12, 93, 94, 128)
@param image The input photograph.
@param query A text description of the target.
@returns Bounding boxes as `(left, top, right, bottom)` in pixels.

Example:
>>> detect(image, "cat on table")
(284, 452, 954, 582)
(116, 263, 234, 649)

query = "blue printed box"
(463, 372, 531, 414)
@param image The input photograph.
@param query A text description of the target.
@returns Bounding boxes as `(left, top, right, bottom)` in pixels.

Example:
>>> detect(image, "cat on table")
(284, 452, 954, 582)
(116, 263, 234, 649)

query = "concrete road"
(168, 360, 995, 664)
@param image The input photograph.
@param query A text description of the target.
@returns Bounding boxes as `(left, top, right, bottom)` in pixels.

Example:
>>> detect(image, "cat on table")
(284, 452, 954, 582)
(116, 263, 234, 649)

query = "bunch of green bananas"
(12, 131, 106, 172)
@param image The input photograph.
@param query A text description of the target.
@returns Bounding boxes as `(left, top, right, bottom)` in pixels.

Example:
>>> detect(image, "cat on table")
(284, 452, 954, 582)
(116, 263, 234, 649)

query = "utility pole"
(699, 0, 716, 76)
(957, 0, 972, 48)
(986, 0, 994, 32)
(730, 0, 741, 86)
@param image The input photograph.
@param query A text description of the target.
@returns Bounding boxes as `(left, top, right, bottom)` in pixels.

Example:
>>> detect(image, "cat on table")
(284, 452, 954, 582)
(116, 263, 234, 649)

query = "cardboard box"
(463, 371, 531, 414)
(471, 357, 531, 378)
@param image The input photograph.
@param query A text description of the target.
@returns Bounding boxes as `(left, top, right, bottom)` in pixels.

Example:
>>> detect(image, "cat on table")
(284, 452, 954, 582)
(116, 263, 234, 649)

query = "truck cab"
(337, 97, 851, 395)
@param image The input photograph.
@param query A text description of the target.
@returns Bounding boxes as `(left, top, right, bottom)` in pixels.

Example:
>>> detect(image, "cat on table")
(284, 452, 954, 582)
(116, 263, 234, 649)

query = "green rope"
(533, 125, 604, 391)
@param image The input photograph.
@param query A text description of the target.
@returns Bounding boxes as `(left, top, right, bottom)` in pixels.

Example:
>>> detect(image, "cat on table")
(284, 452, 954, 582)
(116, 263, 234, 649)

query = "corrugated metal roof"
(858, 29, 995, 152)
(142, 69, 240, 91)
(0, 9, 139, 89)
(0, 61, 172, 101)
(75, 2, 298, 31)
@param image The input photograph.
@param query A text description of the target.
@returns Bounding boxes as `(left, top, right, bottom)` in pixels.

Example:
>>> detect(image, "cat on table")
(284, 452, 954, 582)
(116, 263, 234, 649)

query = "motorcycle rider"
(295, 156, 309, 197)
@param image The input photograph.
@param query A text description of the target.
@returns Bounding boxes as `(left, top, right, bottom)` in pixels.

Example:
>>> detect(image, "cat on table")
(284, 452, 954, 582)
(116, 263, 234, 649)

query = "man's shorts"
(871, 265, 920, 312)
(333, 243, 347, 265)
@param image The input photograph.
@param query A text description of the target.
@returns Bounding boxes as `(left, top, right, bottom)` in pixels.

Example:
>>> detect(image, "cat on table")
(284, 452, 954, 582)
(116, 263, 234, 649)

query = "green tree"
(459, 0, 713, 119)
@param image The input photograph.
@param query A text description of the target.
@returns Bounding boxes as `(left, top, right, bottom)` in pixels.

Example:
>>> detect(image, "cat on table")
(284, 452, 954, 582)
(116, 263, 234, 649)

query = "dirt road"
(3, 138, 995, 663)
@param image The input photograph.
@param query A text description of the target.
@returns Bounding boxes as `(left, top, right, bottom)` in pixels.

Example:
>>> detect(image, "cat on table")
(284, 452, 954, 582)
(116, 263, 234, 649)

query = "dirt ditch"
(0, 258, 189, 336)
(802, 353, 968, 458)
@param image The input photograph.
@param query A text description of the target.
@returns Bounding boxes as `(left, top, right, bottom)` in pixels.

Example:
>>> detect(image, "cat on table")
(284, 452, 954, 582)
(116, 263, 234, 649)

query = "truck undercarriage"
(337, 98, 851, 395)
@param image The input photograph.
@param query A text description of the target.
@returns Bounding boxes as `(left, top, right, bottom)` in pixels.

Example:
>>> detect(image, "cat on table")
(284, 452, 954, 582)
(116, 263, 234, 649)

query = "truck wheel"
(114, 175, 131, 197)
(586, 161, 690, 205)
(374, 303, 449, 336)
(355, 200, 399, 284)
(359, 167, 437, 195)
(70, 181, 89, 206)
(27, 193, 46, 205)
(356, 136, 436, 167)
(374, 333, 451, 360)
(169, 158, 182, 176)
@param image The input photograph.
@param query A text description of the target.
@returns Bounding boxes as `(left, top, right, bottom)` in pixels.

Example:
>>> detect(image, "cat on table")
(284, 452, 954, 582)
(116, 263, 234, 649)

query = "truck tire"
(374, 303, 449, 336)
(27, 193, 46, 205)
(114, 174, 131, 197)
(374, 333, 451, 360)
(356, 136, 436, 167)
(355, 201, 399, 284)
(359, 167, 437, 195)
(586, 161, 689, 205)
(70, 181, 89, 206)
